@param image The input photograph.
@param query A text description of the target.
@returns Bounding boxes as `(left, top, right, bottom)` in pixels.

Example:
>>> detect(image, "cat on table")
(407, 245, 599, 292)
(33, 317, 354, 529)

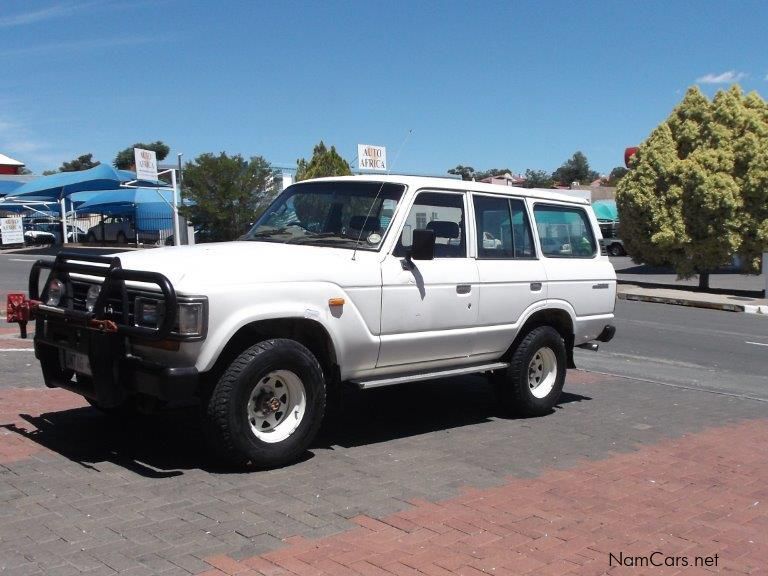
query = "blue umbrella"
(5, 164, 166, 201)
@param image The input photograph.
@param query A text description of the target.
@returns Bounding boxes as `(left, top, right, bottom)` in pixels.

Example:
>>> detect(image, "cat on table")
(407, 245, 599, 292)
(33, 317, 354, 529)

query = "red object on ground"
(6, 293, 32, 338)
(624, 146, 639, 168)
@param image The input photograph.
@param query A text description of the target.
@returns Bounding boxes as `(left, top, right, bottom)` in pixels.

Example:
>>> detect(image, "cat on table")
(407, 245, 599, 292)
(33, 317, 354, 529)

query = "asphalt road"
(576, 298, 768, 401)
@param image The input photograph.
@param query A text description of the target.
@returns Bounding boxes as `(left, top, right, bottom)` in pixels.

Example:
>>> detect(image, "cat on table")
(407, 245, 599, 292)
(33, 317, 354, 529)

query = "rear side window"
(473, 196, 535, 259)
(533, 205, 596, 258)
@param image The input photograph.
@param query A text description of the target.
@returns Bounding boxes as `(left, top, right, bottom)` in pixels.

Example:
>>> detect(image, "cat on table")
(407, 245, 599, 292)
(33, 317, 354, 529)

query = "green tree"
(61, 153, 100, 172)
(447, 165, 476, 180)
(447, 166, 513, 181)
(607, 166, 628, 186)
(522, 169, 554, 188)
(113, 141, 170, 170)
(295, 141, 351, 181)
(552, 151, 599, 185)
(617, 85, 768, 289)
(181, 152, 278, 241)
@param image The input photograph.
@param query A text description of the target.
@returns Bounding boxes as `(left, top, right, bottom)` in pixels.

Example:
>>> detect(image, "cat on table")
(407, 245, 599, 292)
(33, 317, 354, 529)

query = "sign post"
(133, 148, 180, 246)
(357, 144, 387, 172)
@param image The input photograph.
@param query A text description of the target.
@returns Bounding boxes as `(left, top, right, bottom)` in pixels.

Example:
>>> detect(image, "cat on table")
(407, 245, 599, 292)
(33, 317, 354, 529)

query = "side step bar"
(352, 362, 509, 389)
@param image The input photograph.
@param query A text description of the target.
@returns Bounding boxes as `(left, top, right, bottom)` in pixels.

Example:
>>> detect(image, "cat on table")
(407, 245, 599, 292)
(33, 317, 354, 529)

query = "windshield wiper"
(246, 228, 289, 239)
(285, 233, 344, 244)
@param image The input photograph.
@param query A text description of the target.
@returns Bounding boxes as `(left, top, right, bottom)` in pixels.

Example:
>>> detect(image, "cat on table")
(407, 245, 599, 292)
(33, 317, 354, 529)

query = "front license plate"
(62, 349, 92, 376)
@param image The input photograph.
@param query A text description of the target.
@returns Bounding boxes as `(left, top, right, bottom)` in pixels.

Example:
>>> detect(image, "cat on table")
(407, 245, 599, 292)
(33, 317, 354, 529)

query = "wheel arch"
(504, 306, 576, 369)
(200, 317, 340, 396)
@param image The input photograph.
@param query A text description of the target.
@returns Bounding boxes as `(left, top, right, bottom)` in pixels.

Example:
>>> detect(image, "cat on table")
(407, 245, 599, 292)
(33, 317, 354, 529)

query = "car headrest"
(426, 220, 460, 239)
(348, 215, 380, 231)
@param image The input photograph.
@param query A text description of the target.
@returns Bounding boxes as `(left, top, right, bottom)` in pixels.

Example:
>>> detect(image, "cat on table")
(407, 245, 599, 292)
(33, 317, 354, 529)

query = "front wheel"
(204, 339, 326, 469)
(493, 326, 566, 417)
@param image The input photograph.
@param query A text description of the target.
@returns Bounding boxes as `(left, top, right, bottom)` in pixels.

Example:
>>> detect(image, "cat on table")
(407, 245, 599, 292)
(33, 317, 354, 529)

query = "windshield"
(242, 181, 405, 250)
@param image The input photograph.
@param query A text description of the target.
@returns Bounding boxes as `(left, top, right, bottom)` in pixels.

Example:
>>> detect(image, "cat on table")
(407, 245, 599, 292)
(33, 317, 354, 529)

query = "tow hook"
(6, 293, 40, 339)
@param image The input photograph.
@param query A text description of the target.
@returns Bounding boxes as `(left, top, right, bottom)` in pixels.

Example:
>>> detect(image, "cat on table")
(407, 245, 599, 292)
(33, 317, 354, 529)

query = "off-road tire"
(493, 326, 566, 417)
(204, 339, 326, 469)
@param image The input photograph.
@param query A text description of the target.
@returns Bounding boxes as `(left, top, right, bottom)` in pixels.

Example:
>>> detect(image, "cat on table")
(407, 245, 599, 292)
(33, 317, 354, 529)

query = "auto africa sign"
(134, 148, 158, 181)
(358, 144, 387, 171)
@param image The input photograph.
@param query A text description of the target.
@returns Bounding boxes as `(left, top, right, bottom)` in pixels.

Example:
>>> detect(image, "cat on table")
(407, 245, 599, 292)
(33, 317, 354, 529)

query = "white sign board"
(0, 217, 24, 245)
(134, 148, 158, 181)
(358, 144, 387, 171)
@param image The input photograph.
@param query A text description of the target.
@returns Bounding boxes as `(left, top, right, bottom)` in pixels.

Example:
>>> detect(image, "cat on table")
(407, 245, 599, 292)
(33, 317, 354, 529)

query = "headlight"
(134, 296, 205, 337)
(46, 279, 65, 306)
(135, 297, 165, 329)
(85, 284, 101, 312)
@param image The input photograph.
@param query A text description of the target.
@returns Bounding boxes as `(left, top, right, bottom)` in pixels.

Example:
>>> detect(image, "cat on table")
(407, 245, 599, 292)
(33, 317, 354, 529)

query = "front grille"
(70, 281, 159, 326)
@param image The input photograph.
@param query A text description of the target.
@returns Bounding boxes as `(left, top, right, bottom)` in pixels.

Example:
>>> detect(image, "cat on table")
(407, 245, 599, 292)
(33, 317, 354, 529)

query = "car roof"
(303, 174, 590, 205)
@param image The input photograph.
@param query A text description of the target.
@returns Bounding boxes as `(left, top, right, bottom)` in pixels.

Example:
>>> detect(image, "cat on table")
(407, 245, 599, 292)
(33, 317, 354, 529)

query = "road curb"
(618, 291, 768, 315)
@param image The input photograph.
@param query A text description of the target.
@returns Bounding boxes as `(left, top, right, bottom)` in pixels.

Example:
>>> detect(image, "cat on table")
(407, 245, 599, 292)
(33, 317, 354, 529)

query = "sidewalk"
(613, 256, 767, 315)
(618, 284, 768, 314)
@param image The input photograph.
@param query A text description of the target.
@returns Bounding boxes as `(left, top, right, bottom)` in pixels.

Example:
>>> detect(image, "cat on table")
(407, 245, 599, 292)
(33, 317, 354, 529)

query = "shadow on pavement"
(2, 375, 591, 477)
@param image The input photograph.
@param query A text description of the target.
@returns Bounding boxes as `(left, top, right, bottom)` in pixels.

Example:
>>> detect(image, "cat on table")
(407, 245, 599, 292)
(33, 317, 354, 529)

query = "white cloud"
(0, 36, 163, 58)
(0, 116, 69, 173)
(0, 2, 103, 29)
(696, 70, 748, 84)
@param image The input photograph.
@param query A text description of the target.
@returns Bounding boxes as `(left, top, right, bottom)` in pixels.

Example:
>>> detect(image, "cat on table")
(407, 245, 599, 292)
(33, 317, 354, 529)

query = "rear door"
(472, 194, 548, 357)
(531, 202, 616, 316)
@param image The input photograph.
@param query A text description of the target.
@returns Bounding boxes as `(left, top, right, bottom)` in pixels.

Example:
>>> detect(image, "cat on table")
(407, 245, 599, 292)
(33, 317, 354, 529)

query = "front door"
(378, 191, 479, 368)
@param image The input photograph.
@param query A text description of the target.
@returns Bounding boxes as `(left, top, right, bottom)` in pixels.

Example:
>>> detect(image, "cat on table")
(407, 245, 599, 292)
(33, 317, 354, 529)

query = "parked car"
(86, 216, 134, 243)
(11, 175, 616, 469)
(23, 223, 59, 245)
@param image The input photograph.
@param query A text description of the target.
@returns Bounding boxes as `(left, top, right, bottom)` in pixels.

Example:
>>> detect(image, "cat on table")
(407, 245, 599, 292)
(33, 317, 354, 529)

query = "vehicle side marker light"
(328, 298, 345, 307)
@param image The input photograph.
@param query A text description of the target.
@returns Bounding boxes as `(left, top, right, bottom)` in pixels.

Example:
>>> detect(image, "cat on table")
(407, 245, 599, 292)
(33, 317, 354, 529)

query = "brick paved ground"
(0, 354, 766, 575)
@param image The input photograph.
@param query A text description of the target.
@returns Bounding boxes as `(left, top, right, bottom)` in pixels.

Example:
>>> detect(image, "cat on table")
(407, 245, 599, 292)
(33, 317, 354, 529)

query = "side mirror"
(409, 228, 435, 261)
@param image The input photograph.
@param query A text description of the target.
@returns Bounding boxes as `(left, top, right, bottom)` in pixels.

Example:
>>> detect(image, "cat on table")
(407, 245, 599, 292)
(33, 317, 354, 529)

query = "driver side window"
(394, 192, 466, 258)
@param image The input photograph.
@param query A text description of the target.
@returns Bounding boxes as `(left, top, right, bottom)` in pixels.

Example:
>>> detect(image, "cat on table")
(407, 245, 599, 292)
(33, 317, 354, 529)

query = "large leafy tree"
(522, 169, 554, 188)
(617, 85, 768, 289)
(447, 165, 476, 180)
(552, 151, 599, 185)
(607, 166, 628, 186)
(113, 141, 170, 170)
(181, 152, 278, 241)
(295, 141, 351, 181)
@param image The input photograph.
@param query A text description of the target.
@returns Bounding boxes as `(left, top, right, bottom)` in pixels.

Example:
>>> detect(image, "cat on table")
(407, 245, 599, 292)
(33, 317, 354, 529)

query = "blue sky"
(2, 0, 767, 177)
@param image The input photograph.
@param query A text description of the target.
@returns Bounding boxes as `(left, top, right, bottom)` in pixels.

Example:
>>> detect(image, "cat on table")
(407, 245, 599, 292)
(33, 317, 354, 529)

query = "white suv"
(15, 175, 616, 468)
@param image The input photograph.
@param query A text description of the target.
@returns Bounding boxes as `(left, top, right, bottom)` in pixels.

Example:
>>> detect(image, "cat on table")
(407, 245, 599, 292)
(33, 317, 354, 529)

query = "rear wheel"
(608, 243, 624, 256)
(204, 339, 326, 469)
(493, 326, 566, 417)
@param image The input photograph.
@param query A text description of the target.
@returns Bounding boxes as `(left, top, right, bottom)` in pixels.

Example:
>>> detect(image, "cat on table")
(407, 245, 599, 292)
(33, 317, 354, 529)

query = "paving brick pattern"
(0, 368, 766, 575)
(197, 418, 768, 575)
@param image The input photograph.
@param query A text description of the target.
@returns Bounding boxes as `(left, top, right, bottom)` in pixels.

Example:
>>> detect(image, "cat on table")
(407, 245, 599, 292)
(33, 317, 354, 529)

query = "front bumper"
(35, 329, 199, 407)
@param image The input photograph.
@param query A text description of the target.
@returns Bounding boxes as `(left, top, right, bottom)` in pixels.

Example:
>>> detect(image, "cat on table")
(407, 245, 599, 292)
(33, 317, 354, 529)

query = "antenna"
(351, 129, 413, 261)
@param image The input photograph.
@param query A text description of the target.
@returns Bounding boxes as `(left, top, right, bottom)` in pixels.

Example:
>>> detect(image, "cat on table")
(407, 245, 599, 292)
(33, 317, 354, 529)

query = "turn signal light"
(328, 298, 345, 307)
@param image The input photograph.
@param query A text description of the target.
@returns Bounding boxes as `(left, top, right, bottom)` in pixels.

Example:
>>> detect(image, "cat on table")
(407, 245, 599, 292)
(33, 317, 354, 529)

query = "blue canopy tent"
(4, 165, 172, 244)
(592, 200, 619, 221)
(76, 188, 181, 244)
(5, 164, 165, 201)
(0, 180, 24, 197)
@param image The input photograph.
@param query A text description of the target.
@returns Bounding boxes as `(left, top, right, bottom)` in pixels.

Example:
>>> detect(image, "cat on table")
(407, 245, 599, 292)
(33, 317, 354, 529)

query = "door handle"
(456, 284, 471, 294)
(530, 282, 542, 292)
